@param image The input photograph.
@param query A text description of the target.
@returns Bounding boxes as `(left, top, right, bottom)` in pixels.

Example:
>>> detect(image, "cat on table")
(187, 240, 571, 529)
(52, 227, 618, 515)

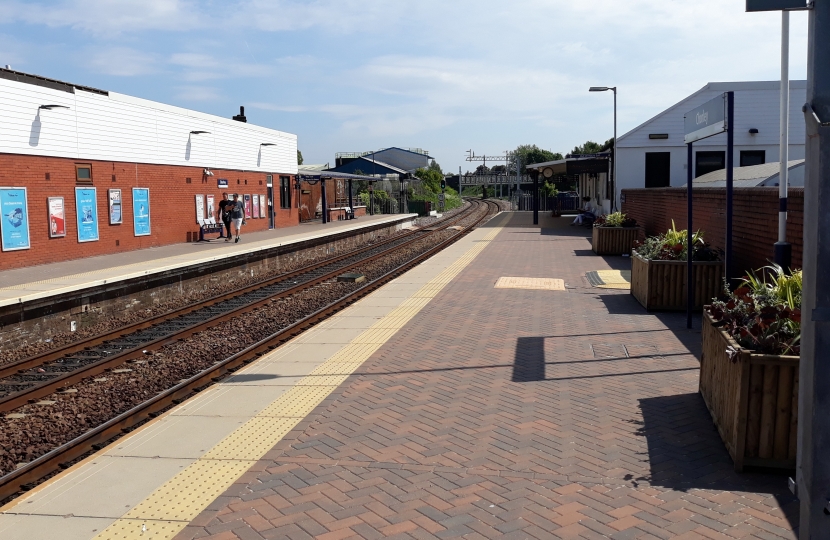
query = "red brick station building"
(0, 68, 301, 271)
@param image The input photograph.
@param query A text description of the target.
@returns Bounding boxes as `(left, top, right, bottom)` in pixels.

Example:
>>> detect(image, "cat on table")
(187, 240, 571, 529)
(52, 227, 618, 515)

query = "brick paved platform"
(178, 212, 798, 540)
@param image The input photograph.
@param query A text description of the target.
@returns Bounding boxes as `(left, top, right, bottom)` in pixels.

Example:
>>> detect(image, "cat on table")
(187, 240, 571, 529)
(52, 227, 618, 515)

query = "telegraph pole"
(798, 0, 830, 536)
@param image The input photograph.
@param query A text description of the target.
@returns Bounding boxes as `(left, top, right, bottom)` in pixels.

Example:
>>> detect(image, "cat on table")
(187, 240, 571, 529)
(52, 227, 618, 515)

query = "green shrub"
(633, 220, 720, 261)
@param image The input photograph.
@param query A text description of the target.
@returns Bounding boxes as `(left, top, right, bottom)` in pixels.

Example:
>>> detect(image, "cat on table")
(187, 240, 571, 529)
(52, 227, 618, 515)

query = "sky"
(0, 0, 810, 173)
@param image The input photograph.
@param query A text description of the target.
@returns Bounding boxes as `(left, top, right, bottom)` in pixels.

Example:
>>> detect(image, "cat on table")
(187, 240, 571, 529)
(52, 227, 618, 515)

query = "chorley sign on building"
(684, 95, 727, 143)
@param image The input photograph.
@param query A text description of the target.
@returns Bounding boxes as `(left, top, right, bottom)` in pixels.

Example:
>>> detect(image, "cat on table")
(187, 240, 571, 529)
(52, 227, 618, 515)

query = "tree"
(512, 144, 564, 174)
(428, 160, 442, 174)
(474, 164, 491, 175)
(491, 165, 506, 174)
(568, 138, 614, 155)
(413, 167, 443, 193)
(297, 150, 303, 165)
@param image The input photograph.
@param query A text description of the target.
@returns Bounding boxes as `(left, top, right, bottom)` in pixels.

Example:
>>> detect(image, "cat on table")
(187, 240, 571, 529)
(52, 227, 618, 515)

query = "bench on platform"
(197, 218, 224, 241)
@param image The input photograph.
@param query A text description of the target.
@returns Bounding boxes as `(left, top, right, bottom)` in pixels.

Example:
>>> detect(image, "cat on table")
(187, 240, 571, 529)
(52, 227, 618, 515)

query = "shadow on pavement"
(636, 392, 799, 530)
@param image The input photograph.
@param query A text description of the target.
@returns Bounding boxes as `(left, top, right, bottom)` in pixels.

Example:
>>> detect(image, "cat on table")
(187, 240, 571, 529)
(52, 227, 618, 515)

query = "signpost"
(746, 0, 808, 11)
(683, 92, 733, 329)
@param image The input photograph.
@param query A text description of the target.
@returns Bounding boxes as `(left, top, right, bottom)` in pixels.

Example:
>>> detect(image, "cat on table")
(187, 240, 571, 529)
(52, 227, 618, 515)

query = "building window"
(279, 176, 291, 209)
(75, 164, 93, 185)
(740, 150, 765, 167)
(695, 151, 725, 178)
(645, 152, 671, 188)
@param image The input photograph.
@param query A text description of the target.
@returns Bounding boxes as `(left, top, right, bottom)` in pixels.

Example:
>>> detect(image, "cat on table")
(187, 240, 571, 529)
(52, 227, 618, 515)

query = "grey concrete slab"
(0, 513, 113, 540)
(320, 316, 385, 329)
(335, 305, 398, 318)
(170, 385, 289, 417)
(292, 326, 367, 344)
(258, 342, 346, 364)
(220, 374, 304, 387)
(107, 415, 246, 458)
(228, 360, 320, 378)
(6, 456, 192, 519)
(353, 296, 410, 307)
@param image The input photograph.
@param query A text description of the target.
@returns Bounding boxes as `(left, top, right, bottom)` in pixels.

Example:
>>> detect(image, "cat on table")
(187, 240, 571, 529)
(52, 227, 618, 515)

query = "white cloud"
(4, 0, 207, 36)
(88, 47, 159, 76)
(175, 85, 221, 102)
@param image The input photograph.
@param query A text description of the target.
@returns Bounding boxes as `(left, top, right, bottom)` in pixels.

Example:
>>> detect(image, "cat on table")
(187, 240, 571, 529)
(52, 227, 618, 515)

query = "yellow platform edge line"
(93, 219, 505, 540)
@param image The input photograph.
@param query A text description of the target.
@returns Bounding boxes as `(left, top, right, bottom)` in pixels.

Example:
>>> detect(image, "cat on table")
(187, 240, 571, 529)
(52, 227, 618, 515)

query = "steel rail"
(0, 208, 466, 379)
(0, 199, 501, 502)
(0, 202, 483, 412)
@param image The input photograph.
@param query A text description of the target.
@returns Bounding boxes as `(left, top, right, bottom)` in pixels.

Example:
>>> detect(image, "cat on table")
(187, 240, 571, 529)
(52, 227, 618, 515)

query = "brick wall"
(621, 187, 804, 275)
(0, 153, 297, 270)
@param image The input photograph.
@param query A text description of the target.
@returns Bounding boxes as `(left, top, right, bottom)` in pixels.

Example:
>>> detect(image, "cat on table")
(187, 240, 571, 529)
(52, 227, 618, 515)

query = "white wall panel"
(0, 77, 297, 174)
(616, 81, 807, 203)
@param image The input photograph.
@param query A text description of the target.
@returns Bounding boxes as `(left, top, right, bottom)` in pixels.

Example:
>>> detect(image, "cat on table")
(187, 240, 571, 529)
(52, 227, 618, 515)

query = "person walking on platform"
(218, 193, 232, 240)
(230, 193, 245, 243)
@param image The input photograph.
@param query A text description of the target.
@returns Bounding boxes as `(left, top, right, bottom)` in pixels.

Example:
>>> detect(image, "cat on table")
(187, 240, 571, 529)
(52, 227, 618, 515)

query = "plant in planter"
(707, 265, 802, 355)
(630, 222, 723, 310)
(699, 264, 802, 471)
(591, 212, 639, 255)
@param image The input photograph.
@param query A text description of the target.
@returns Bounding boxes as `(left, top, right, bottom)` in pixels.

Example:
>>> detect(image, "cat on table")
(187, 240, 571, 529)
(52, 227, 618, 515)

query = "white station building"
(615, 80, 806, 202)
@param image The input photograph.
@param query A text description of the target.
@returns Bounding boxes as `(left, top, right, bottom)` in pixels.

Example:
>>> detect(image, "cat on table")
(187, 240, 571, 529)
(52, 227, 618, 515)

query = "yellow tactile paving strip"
(494, 277, 566, 291)
(92, 213, 508, 540)
(591, 269, 632, 290)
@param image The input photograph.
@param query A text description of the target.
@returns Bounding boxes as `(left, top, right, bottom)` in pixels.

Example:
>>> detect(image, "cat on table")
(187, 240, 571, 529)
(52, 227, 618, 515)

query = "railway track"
(0, 202, 476, 411)
(0, 198, 502, 502)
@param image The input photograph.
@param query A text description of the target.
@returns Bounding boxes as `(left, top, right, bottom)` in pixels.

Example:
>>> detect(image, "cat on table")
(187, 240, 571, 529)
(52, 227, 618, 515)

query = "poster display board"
(133, 188, 151, 236)
(252, 194, 260, 218)
(243, 194, 252, 219)
(48, 196, 66, 238)
(75, 187, 99, 243)
(108, 189, 122, 224)
(206, 195, 215, 221)
(259, 195, 266, 218)
(0, 187, 31, 251)
(195, 195, 205, 223)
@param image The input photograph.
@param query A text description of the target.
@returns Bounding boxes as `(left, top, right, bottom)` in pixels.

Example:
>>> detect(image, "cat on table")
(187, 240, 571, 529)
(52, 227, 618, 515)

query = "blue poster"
(75, 187, 99, 243)
(132, 188, 151, 236)
(0, 187, 31, 251)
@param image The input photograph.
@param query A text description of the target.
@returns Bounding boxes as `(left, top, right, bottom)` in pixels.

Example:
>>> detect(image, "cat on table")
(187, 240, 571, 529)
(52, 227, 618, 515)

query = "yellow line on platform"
(93, 214, 507, 540)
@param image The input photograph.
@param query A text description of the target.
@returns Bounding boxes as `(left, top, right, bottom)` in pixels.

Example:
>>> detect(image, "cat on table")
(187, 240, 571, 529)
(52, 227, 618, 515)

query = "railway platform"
(0, 212, 797, 539)
(0, 213, 417, 351)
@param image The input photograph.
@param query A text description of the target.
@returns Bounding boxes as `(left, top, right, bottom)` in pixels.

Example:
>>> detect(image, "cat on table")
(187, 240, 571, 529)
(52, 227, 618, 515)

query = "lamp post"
(589, 86, 617, 211)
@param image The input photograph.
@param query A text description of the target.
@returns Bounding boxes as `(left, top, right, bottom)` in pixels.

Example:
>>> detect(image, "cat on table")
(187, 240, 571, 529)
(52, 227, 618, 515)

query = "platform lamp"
(589, 86, 617, 211)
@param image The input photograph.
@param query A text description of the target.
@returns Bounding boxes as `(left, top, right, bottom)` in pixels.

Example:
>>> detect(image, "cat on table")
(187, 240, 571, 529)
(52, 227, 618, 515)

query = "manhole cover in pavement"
(586, 270, 631, 289)
(494, 277, 565, 291)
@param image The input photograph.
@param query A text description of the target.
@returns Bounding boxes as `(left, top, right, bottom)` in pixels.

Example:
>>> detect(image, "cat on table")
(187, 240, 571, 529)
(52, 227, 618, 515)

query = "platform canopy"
(297, 170, 384, 182)
(526, 154, 611, 178)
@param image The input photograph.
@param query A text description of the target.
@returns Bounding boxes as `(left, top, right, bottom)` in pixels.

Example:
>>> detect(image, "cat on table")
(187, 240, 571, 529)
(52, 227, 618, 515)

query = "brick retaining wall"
(621, 187, 804, 275)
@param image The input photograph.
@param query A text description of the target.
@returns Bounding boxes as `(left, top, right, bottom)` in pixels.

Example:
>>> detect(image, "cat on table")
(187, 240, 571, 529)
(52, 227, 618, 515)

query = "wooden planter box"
(630, 251, 723, 311)
(699, 312, 799, 471)
(592, 226, 639, 255)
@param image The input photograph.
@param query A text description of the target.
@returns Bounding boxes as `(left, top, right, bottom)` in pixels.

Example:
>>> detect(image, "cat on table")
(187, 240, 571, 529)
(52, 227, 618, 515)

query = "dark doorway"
(695, 151, 726, 178)
(266, 178, 275, 229)
(645, 152, 671, 188)
(740, 150, 766, 167)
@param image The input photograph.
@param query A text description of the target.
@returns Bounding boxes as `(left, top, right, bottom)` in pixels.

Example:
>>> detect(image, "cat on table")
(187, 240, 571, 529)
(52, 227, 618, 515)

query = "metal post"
(776, 10, 792, 269)
(613, 87, 618, 211)
(321, 179, 328, 224)
(687, 142, 694, 330)
(798, 1, 830, 535)
(369, 183, 374, 216)
(533, 173, 539, 225)
(348, 179, 354, 217)
(725, 91, 735, 288)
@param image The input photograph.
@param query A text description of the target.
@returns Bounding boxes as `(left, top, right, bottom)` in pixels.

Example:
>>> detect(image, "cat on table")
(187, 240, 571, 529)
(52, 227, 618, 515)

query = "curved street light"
(589, 86, 617, 211)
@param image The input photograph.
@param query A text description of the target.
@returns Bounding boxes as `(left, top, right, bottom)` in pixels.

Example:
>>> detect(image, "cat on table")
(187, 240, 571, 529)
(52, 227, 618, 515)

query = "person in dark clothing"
(217, 193, 232, 240)
(229, 193, 245, 243)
